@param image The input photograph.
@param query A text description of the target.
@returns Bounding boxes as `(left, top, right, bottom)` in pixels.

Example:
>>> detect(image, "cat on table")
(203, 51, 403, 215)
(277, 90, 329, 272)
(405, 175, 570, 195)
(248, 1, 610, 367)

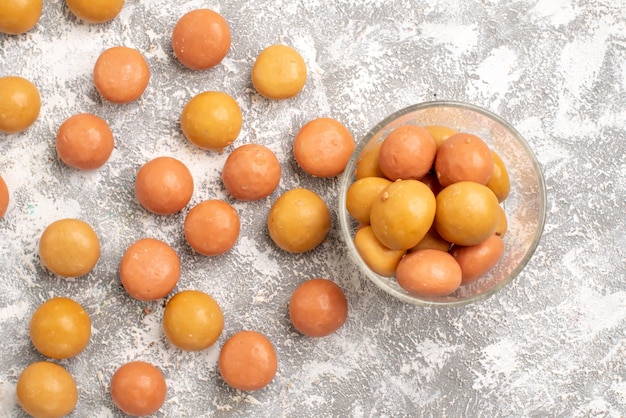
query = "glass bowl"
(338, 101, 547, 307)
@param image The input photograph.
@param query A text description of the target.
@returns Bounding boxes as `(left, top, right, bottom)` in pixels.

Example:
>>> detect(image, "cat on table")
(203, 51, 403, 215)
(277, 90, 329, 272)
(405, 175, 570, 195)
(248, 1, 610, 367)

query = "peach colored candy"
(110, 361, 167, 416)
(93, 46, 150, 104)
(293, 117, 355, 178)
(218, 331, 277, 391)
(119, 238, 180, 301)
(135, 157, 194, 215)
(172, 9, 231, 70)
(222, 144, 281, 201)
(289, 278, 348, 337)
(184, 200, 240, 256)
(56, 113, 114, 170)
(378, 125, 436, 181)
(0, 175, 8, 218)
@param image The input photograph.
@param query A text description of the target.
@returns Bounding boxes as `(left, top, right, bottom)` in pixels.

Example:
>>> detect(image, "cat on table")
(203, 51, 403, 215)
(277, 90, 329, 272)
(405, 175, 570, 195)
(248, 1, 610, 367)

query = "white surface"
(0, 0, 625, 416)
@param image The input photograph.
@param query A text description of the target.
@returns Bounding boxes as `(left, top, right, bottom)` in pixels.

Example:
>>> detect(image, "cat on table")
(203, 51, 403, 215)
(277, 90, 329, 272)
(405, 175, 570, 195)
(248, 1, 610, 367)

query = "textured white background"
(1, 0, 625, 417)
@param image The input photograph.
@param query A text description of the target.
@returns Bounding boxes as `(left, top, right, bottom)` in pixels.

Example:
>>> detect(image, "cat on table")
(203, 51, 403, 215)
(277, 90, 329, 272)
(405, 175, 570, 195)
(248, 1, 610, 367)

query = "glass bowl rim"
(338, 100, 547, 307)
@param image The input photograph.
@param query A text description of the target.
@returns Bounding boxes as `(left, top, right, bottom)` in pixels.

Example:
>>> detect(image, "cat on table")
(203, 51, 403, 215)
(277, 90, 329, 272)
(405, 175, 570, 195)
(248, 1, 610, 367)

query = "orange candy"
(38, 218, 101, 278)
(180, 91, 242, 151)
(66, 0, 124, 24)
(172, 9, 231, 70)
(93, 46, 150, 104)
(184, 200, 240, 256)
(16, 362, 78, 418)
(218, 331, 277, 391)
(0, 175, 9, 218)
(222, 144, 281, 201)
(119, 238, 180, 301)
(289, 278, 348, 337)
(0, 0, 42, 35)
(396, 249, 462, 297)
(0, 76, 41, 134)
(378, 125, 437, 181)
(293, 117, 355, 178)
(251, 44, 307, 99)
(135, 157, 194, 215)
(162, 290, 224, 351)
(29, 297, 91, 359)
(435, 133, 494, 187)
(56, 113, 114, 170)
(110, 361, 167, 416)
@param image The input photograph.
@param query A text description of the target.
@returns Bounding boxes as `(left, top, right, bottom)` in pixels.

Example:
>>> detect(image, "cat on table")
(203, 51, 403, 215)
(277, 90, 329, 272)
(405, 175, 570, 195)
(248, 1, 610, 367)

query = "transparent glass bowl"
(338, 101, 547, 307)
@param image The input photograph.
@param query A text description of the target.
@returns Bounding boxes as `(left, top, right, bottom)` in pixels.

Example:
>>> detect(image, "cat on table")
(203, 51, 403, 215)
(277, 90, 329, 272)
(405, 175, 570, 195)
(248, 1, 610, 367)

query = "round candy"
(218, 331, 277, 391)
(222, 144, 281, 201)
(369, 180, 436, 251)
(378, 125, 436, 181)
(0, 76, 41, 134)
(93, 46, 150, 104)
(289, 278, 348, 337)
(434, 181, 500, 246)
(110, 361, 167, 416)
(38, 218, 100, 277)
(435, 132, 494, 187)
(29, 297, 91, 359)
(56, 113, 114, 170)
(293, 117, 355, 178)
(451, 234, 505, 285)
(252, 44, 307, 99)
(267, 188, 330, 253)
(180, 91, 242, 151)
(66, 0, 124, 24)
(134, 156, 194, 215)
(184, 199, 240, 256)
(163, 290, 224, 351)
(172, 9, 231, 70)
(0, 0, 42, 35)
(119, 238, 180, 301)
(396, 249, 462, 297)
(0, 175, 9, 218)
(16, 362, 78, 418)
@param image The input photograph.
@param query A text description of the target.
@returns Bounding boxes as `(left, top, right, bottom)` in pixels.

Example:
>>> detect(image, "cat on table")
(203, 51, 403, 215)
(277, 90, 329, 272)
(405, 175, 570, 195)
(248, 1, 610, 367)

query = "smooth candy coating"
(222, 144, 281, 201)
(38, 218, 100, 277)
(66, 0, 124, 23)
(56, 113, 114, 170)
(0, 175, 8, 218)
(218, 331, 278, 391)
(180, 91, 242, 151)
(184, 200, 240, 256)
(0, 0, 42, 35)
(16, 362, 78, 418)
(134, 156, 194, 215)
(93, 46, 150, 104)
(293, 117, 355, 178)
(289, 278, 349, 337)
(29, 297, 91, 359)
(162, 290, 224, 351)
(172, 9, 231, 70)
(0, 76, 41, 134)
(110, 361, 167, 416)
(119, 238, 180, 301)
(267, 188, 331, 253)
(252, 44, 307, 99)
